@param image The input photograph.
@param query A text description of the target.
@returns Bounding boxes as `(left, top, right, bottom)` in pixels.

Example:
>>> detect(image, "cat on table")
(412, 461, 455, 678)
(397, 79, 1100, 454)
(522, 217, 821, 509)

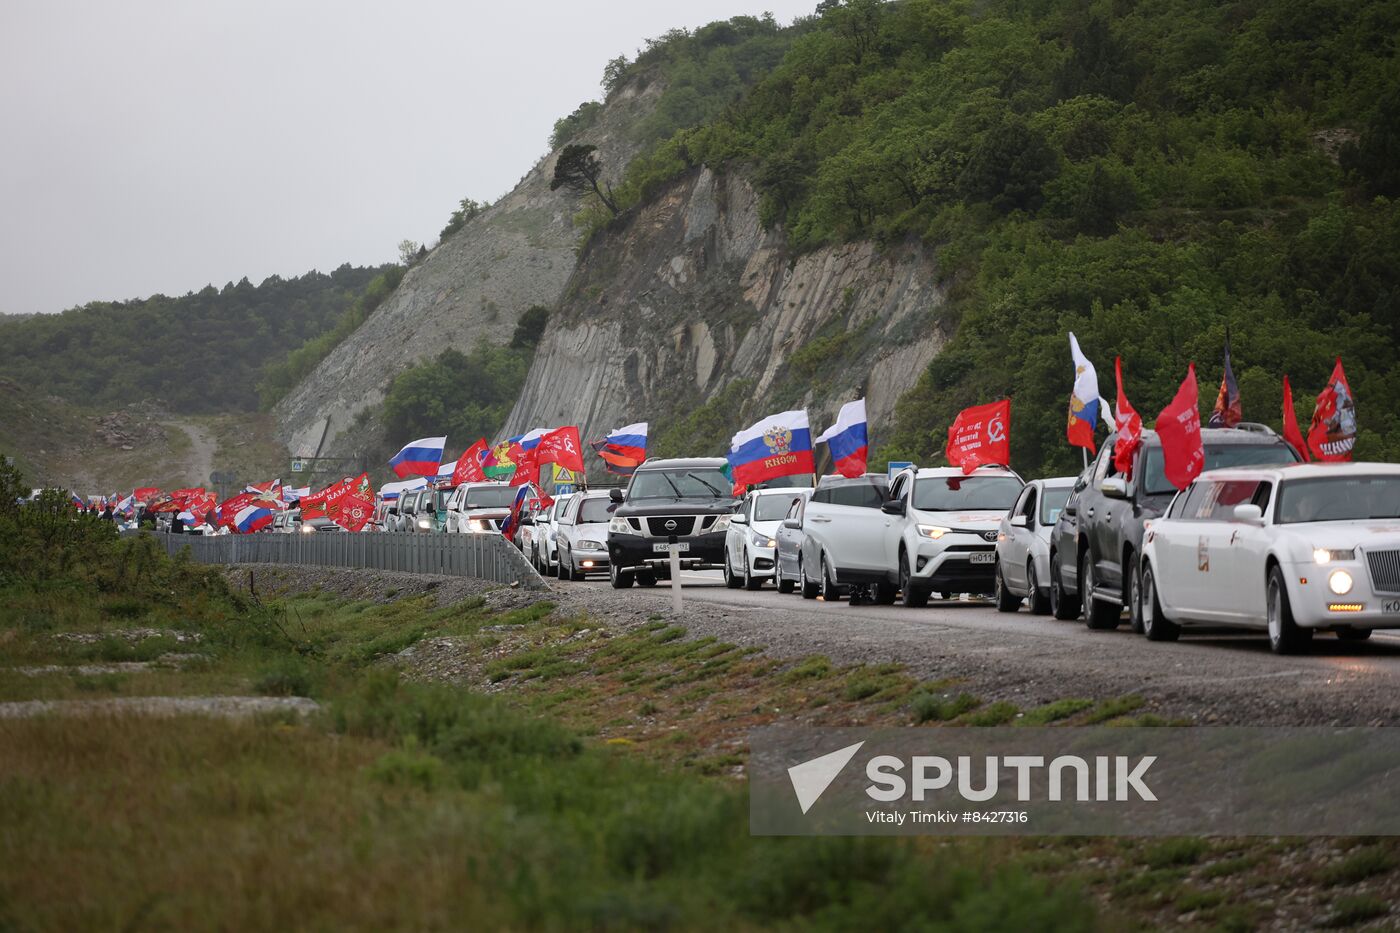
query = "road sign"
(887, 461, 914, 480)
(291, 460, 305, 473)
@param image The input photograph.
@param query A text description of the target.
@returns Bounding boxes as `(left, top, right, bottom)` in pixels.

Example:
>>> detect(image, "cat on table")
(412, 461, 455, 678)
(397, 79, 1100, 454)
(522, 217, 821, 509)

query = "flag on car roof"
(500, 484, 532, 538)
(1154, 364, 1204, 490)
(1207, 334, 1242, 428)
(591, 422, 648, 475)
(483, 440, 516, 480)
(451, 438, 491, 486)
(234, 504, 275, 534)
(389, 436, 446, 478)
(379, 477, 427, 501)
(1112, 356, 1142, 478)
(1307, 358, 1356, 462)
(816, 400, 868, 478)
(1282, 375, 1310, 462)
(1066, 333, 1101, 454)
(728, 410, 815, 486)
(535, 426, 586, 474)
(946, 399, 1011, 474)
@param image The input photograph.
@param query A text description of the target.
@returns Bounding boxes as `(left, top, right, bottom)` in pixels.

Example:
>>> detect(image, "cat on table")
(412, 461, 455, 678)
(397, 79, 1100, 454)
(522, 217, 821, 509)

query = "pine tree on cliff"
(550, 144, 619, 216)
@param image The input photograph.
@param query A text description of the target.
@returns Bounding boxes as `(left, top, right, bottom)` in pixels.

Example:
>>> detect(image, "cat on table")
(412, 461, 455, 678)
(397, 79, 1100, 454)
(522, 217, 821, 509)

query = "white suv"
(882, 466, 1025, 607)
(445, 482, 516, 534)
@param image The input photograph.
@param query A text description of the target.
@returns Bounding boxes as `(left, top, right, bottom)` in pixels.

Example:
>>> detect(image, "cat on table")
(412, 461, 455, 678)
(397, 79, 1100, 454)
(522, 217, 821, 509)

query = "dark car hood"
(616, 497, 738, 517)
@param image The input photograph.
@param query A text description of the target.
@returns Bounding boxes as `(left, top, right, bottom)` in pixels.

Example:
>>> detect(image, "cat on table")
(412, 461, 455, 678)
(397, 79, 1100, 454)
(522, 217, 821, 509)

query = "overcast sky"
(0, 1, 815, 315)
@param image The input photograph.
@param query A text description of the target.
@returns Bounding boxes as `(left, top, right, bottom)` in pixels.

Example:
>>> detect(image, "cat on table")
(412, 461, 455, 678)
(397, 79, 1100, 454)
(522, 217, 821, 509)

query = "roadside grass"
(1320, 894, 1390, 928)
(1317, 846, 1396, 886)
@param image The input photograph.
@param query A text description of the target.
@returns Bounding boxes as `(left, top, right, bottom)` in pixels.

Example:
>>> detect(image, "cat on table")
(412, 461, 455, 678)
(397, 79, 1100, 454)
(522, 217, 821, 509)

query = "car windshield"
(1040, 486, 1072, 525)
(913, 476, 1022, 511)
(824, 481, 888, 508)
(1141, 443, 1297, 496)
(754, 495, 798, 521)
(629, 468, 731, 499)
(464, 486, 516, 509)
(578, 498, 617, 524)
(1277, 476, 1400, 523)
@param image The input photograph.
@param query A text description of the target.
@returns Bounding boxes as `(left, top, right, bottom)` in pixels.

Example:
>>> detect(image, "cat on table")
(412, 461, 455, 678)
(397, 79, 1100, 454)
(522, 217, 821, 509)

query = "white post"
(669, 538, 683, 614)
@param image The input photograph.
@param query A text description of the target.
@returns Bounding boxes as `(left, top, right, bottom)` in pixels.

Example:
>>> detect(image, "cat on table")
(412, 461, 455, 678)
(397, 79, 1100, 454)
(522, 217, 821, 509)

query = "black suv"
(606, 457, 739, 588)
(1049, 425, 1301, 629)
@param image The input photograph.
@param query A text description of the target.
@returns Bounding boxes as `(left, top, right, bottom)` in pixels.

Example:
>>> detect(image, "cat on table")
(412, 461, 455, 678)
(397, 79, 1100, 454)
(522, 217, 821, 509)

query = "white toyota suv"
(882, 466, 1025, 607)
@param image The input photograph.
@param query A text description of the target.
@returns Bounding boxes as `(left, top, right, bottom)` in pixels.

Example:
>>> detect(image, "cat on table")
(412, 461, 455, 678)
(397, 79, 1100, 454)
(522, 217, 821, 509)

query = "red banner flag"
(1112, 357, 1142, 478)
(133, 487, 160, 504)
(510, 446, 540, 487)
(534, 426, 586, 474)
(1307, 358, 1356, 462)
(1154, 364, 1204, 491)
(945, 399, 1011, 475)
(1282, 375, 1310, 462)
(451, 438, 490, 486)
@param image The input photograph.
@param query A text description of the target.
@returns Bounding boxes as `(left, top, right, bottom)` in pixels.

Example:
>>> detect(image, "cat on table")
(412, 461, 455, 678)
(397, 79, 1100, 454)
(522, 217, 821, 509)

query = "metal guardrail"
(128, 531, 549, 591)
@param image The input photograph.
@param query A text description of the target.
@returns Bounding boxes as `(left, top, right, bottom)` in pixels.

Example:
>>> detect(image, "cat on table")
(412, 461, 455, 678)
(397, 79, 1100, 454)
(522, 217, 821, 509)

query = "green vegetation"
(256, 266, 405, 409)
(0, 265, 388, 414)
(1317, 845, 1396, 886)
(438, 197, 489, 241)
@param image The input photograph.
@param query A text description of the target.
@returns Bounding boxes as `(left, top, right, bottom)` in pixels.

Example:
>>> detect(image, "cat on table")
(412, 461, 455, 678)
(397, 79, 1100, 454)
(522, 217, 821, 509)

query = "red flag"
(1307, 358, 1356, 462)
(451, 438, 490, 486)
(323, 473, 371, 525)
(217, 492, 260, 526)
(510, 446, 540, 486)
(1282, 375, 1310, 462)
(1112, 356, 1142, 478)
(945, 400, 1011, 475)
(299, 487, 330, 520)
(134, 487, 160, 504)
(534, 426, 586, 474)
(335, 493, 374, 531)
(1207, 335, 1242, 428)
(1153, 364, 1204, 491)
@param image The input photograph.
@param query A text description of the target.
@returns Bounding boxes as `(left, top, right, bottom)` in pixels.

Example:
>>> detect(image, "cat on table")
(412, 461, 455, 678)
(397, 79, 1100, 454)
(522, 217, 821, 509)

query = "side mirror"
(609, 488, 624, 503)
(783, 518, 802, 530)
(1233, 504, 1264, 526)
(388, 507, 399, 515)
(880, 499, 904, 516)
(1100, 477, 1128, 500)
(1009, 514, 1029, 528)
(730, 513, 748, 525)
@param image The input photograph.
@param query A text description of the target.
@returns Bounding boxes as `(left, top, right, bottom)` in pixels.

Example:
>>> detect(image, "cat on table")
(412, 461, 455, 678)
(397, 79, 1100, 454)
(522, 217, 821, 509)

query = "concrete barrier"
(128, 531, 549, 590)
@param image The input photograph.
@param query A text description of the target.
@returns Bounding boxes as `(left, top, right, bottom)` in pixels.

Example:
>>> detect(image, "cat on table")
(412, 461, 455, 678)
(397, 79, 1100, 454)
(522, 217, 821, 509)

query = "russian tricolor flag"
(816, 399, 869, 479)
(728, 410, 815, 486)
(1067, 333, 1102, 454)
(234, 504, 274, 534)
(591, 422, 648, 475)
(389, 436, 446, 478)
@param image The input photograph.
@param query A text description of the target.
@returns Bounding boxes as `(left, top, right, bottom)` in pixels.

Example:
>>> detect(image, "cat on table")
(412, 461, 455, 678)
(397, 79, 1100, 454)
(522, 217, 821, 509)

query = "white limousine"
(1138, 462, 1400, 653)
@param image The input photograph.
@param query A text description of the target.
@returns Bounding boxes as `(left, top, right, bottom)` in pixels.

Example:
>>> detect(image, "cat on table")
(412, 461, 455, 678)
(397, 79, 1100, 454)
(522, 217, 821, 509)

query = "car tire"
(1336, 626, 1372, 642)
(722, 553, 742, 589)
(610, 564, 633, 589)
(873, 582, 898, 605)
(993, 561, 1019, 613)
(557, 555, 571, 581)
(1081, 549, 1121, 630)
(899, 550, 929, 608)
(799, 557, 819, 600)
(1049, 551, 1081, 620)
(1127, 558, 1145, 634)
(776, 562, 796, 594)
(1026, 560, 1051, 615)
(636, 572, 658, 587)
(1267, 565, 1311, 654)
(743, 551, 763, 591)
(819, 554, 842, 602)
(1139, 563, 1180, 642)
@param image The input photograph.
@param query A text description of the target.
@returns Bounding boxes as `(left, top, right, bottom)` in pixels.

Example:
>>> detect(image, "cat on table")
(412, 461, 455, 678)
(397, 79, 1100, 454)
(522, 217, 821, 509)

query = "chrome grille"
(646, 516, 696, 537)
(1367, 550, 1400, 593)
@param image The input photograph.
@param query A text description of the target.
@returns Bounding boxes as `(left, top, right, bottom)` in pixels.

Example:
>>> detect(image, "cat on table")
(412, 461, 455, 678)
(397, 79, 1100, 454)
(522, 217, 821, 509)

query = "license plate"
(969, 552, 995, 565)
(1384, 599, 1400, 614)
(653, 542, 690, 553)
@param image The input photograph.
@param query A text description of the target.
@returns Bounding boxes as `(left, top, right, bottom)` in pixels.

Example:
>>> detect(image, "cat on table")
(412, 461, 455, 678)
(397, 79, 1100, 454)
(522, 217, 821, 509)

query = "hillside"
(0, 264, 390, 414)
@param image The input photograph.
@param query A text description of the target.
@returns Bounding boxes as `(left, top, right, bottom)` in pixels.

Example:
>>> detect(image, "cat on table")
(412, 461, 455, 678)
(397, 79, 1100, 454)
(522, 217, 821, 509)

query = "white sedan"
(723, 486, 811, 590)
(1138, 462, 1400, 653)
(994, 476, 1075, 614)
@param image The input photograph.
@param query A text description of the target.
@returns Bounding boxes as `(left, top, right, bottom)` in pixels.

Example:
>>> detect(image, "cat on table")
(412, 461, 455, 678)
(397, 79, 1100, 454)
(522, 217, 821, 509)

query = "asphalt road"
(566, 569, 1400, 725)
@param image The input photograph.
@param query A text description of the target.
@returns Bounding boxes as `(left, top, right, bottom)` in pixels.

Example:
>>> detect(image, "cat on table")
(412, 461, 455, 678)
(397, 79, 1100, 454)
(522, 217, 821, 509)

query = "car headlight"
(711, 515, 732, 533)
(300, 524, 314, 534)
(1313, 548, 1356, 564)
(1328, 569, 1354, 595)
(577, 539, 604, 550)
(609, 517, 637, 535)
(751, 532, 776, 549)
(417, 518, 431, 529)
(917, 525, 951, 540)
(467, 518, 488, 533)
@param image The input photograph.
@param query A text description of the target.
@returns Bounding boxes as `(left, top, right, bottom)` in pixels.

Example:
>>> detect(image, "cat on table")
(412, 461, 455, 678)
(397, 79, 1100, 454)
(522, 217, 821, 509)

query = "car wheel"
(610, 563, 633, 589)
(1049, 551, 1081, 620)
(799, 557, 819, 600)
(1267, 565, 1311, 654)
(1026, 560, 1050, 615)
(776, 561, 796, 594)
(1081, 549, 1121, 630)
(899, 550, 929, 608)
(636, 572, 658, 587)
(993, 560, 1019, 612)
(1336, 626, 1372, 642)
(873, 582, 898, 605)
(819, 554, 842, 602)
(557, 553, 569, 580)
(722, 552, 742, 589)
(1139, 563, 1180, 642)
(1127, 558, 1145, 634)
(743, 550, 763, 591)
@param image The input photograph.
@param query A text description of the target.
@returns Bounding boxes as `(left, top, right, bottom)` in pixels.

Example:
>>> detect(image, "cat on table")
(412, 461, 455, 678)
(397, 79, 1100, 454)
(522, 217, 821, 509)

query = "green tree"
(550, 144, 619, 215)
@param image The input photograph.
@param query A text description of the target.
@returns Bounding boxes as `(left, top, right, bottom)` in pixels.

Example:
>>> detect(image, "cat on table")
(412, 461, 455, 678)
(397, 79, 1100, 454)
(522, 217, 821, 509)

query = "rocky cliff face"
(501, 168, 947, 467)
(272, 81, 662, 459)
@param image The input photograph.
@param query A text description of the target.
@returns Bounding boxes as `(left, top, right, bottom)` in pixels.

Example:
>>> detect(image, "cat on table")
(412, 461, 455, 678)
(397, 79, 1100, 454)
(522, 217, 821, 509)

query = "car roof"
(910, 465, 1022, 479)
(637, 457, 729, 470)
(1032, 476, 1078, 488)
(1195, 461, 1400, 483)
(816, 473, 888, 489)
(1116, 426, 1289, 448)
(751, 485, 811, 496)
(572, 488, 615, 499)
